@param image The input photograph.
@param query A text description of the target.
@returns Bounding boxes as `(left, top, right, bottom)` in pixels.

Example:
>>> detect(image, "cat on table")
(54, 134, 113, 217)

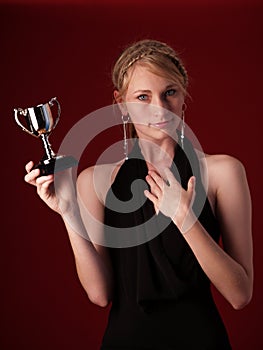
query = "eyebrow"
(132, 89, 151, 95)
(132, 84, 178, 95)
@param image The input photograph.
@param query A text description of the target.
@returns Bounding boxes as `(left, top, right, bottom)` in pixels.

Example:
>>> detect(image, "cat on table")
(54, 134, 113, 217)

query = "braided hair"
(112, 39, 188, 95)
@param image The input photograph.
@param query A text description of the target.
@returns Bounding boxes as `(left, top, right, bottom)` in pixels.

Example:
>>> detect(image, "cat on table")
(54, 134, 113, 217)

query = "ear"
(114, 90, 128, 116)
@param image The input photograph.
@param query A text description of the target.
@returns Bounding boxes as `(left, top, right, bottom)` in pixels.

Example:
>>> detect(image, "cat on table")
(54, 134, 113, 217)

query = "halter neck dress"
(100, 139, 232, 350)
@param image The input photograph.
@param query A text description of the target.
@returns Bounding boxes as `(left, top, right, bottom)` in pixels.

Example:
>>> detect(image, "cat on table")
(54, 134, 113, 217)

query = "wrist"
(173, 207, 196, 234)
(59, 201, 80, 220)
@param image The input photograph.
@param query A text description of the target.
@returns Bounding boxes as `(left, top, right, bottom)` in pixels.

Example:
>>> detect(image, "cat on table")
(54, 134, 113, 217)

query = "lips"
(150, 119, 173, 128)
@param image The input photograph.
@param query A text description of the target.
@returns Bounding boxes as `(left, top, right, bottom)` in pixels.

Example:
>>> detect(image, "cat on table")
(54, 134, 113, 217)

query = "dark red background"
(1, 0, 262, 349)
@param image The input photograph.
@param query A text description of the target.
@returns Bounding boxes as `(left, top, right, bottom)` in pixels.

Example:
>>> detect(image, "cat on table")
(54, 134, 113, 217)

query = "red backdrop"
(1, 0, 262, 349)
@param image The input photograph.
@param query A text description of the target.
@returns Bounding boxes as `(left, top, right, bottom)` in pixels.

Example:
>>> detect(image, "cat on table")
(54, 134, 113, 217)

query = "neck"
(138, 137, 177, 173)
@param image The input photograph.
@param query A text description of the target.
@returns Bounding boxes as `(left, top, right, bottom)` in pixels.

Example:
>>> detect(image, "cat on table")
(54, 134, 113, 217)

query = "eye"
(165, 89, 177, 97)
(137, 94, 148, 101)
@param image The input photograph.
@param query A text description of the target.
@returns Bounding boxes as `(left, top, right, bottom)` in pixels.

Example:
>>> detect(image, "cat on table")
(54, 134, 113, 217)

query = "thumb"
(187, 176, 196, 193)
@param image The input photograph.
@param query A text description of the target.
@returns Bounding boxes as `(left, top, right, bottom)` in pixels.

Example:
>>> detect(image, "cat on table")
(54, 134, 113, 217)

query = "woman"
(25, 39, 253, 349)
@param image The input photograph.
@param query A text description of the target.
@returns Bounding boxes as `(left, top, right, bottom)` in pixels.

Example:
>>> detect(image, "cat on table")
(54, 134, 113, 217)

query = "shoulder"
(78, 161, 124, 184)
(206, 153, 245, 172)
(194, 150, 247, 210)
(195, 149, 246, 184)
(77, 161, 124, 204)
(203, 153, 249, 201)
(205, 154, 246, 182)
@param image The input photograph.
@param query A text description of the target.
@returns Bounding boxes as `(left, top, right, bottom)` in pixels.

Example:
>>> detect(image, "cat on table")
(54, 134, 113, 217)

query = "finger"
(24, 168, 40, 185)
(187, 176, 196, 193)
(144, 189, 158, 206)
(163, 167, 179, 186)
(148, 170, 165, 190)
(145, 174, 162, 198)
(187, 176, 196, 207)
(25, 161, 34, 173)
(36, 174, 54, 186)
(36, 178, 54, 197)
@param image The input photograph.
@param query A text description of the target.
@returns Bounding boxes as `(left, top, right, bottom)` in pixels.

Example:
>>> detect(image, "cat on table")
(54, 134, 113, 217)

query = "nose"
(150, 95, 167, 118)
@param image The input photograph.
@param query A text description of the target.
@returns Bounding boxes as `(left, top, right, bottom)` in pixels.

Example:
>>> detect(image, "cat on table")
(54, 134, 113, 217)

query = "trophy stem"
(40, 134, 55, 160)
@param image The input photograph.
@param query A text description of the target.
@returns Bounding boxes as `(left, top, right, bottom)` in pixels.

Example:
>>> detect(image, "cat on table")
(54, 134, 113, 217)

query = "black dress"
(100, 139, 232, 350)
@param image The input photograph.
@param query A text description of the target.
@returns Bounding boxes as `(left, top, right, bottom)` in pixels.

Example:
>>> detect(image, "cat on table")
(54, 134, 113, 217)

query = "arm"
(25, 162, 113, 307)
(144, 156, 253, 310)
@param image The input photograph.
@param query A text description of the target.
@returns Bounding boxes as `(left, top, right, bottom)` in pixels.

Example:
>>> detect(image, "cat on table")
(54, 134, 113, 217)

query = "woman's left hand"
(144, 168, 196, 231)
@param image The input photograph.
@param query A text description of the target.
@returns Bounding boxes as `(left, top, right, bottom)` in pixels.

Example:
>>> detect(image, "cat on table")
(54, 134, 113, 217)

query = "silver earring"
(180, 103, 186, 150)
(122, 114, 130, 160)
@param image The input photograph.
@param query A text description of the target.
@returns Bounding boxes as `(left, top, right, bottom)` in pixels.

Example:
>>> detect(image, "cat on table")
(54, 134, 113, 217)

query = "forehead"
(126, 63, 175, 90)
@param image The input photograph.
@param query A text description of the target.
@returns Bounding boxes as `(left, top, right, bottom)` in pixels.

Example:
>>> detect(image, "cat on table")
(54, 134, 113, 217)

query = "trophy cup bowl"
(14, 97, 78, 176)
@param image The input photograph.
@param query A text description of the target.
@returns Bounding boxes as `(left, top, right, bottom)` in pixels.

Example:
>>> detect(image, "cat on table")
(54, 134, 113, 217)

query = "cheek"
(133, 124, 151, 137)
(169, 97, 185, 114)
(126, 102, 150, 125)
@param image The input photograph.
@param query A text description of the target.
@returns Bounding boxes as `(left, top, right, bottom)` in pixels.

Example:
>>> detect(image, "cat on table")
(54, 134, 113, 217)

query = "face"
(115, 64, 185, 143)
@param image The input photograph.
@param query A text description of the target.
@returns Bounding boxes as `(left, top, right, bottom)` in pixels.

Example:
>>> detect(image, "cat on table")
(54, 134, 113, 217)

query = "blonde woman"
(25, 39, 253, 349)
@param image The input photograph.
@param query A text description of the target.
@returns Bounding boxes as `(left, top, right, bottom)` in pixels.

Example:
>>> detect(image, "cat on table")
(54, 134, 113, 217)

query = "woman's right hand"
(24, 161, 62, 214)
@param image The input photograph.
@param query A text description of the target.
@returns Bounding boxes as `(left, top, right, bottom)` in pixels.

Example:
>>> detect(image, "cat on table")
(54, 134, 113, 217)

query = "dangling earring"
(180, 103, 187, 150)
(122, 114, 130, 160)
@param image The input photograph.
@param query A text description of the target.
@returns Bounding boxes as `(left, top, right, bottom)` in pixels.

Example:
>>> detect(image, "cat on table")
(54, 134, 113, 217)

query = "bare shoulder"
(204, 153, 248, 197)
(205, 153, 246, 180)
(195, 149, 249, 213)
(196, 148, 244, 172)
(77, 160, 124, 204)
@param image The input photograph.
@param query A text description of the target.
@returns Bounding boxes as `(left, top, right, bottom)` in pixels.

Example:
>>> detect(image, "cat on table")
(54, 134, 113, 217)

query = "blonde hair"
(112, 39, 189, 137)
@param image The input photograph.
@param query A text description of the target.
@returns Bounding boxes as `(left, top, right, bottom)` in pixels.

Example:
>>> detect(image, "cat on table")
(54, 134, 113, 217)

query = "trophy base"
(33, 155, 78, 176)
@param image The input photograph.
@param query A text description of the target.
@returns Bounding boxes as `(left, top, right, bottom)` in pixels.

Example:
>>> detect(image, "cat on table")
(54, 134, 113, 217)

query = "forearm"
(24, 164, 113, 306)
(176, 213, 252, 309)
(61, 210, 113, 307)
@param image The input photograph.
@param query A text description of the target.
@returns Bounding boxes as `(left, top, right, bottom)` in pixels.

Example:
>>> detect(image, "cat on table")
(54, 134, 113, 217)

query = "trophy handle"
(49, 97, 61, 130)
(14, 108, 38, 138)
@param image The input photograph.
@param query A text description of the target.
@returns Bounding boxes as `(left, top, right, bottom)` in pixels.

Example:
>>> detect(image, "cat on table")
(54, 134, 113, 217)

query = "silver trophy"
(14, 97, 78, 175)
